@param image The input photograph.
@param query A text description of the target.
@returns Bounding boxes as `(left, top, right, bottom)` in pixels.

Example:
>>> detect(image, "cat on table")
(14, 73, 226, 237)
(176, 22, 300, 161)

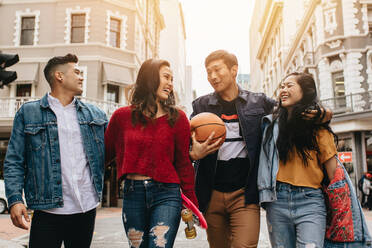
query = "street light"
(0, 53, 19, 88)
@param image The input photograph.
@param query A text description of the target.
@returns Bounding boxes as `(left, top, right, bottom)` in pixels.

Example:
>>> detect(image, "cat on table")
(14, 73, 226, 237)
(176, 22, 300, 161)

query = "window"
(16, 84, 32, 97)
(107, 84, 119, 103)
(71, 14, 86, 43)
(20, 17, 35, 45)
(368, 7, 372, 36)
(332, 71, 346, 109)
(110, 18, 121, 48)
(14, 9, 40, 46)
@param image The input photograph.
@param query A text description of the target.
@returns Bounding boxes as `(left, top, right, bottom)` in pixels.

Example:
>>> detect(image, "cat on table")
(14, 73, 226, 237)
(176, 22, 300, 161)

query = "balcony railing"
(0, 97, 124, 119)
(320, 90, 372, 115)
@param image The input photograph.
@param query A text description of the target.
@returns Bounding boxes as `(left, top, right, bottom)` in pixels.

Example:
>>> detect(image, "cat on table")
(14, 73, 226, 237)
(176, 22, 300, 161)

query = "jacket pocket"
(24, 125, 46, 151)
(89, 119, 107, 166)
(89, 119, 106, 142)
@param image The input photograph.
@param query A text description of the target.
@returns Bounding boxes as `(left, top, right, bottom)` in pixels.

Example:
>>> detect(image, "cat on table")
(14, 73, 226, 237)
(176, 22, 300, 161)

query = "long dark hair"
(263, 72, 337, 166)
(130, 58, 179, 127)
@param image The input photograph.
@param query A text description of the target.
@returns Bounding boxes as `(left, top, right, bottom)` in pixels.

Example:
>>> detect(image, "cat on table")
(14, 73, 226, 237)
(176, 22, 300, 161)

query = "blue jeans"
(266, 182, 326, 248)
(122, 179, 182, 248)
(324, 239, 370, 248)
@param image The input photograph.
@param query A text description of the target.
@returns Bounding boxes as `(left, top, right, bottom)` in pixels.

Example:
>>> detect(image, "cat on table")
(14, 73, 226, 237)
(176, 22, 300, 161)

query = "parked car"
(0, 179, 8, 214)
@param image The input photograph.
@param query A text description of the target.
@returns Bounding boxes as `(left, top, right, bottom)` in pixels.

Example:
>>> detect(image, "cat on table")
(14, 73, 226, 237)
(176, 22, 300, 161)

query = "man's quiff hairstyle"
(205, 50, 238, 69)
(43, 53, 78, 86)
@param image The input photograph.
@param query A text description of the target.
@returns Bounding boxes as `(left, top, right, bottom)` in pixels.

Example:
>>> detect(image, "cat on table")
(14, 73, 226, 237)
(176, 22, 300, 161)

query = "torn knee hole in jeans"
(305, 243, 316, 248)
(150, 223, 170, 248)
(128, 228, 144, 248)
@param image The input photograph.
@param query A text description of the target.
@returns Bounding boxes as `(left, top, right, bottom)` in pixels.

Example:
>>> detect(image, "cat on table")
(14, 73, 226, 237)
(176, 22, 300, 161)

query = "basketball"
(190, 112, 226, 146)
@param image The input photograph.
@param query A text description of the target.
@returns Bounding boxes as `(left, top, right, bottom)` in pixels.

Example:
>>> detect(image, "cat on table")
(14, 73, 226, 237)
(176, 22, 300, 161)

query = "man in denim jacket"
(3, 54, 107, 247)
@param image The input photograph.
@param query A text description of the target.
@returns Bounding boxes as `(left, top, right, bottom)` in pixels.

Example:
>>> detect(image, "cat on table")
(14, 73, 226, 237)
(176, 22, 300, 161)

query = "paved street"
(2, 207, 372, 248)
(0, 207, 270, 248)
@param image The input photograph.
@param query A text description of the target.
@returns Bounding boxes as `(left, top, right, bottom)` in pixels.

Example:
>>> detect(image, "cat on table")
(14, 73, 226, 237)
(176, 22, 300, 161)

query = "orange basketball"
(190, 112, 226, 146)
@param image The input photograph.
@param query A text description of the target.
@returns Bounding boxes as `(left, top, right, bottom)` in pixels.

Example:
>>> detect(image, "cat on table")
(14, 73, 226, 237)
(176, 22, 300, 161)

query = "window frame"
(70, 13, 86, 44)
(64, 7, 91, 44)
(109, 17, 121, 48)
(14, 9, 40, 46)
(106, 10, 128, 49)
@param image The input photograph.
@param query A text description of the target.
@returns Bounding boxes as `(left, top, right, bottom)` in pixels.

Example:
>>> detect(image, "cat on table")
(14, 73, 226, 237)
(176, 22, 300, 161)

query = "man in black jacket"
(189, 50, 275, 247)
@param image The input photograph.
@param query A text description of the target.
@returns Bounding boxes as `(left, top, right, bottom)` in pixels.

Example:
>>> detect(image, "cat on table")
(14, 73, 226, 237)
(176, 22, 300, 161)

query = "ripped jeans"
(265, 182, 326, 248)
(122, 179, 182, 248)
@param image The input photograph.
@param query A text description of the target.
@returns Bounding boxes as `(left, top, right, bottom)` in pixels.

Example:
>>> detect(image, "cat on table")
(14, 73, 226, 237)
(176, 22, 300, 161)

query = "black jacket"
(191, 87, 275, 213)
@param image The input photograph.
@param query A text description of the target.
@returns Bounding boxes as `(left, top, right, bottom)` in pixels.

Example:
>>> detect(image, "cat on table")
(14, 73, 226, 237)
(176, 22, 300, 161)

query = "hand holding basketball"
(190, 112, 226, 145)
(190, 132, 222, 160)
(189, 112, 226, 161)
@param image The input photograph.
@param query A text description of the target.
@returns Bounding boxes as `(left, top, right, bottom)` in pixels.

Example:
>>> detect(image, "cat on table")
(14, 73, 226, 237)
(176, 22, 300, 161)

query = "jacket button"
(56, 159, 60, 163)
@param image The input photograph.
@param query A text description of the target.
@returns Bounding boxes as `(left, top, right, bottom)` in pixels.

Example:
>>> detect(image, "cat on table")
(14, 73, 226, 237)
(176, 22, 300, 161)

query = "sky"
(179, 0, 255, 97)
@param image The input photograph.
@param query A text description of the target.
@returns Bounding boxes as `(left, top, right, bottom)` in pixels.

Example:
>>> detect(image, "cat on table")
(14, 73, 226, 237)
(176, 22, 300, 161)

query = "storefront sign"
(338, 152, 352, 163)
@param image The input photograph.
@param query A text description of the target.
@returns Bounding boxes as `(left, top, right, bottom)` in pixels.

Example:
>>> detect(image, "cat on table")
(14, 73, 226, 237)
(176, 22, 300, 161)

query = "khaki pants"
(205, 189, 260, 248)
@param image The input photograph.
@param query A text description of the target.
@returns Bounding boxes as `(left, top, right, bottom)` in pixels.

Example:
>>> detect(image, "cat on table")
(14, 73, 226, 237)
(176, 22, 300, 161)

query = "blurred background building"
(159, 0, 193, 115)
(237, 73, 250, 90)
(250, 0, 372, 191)
(0, 0, 190, 207)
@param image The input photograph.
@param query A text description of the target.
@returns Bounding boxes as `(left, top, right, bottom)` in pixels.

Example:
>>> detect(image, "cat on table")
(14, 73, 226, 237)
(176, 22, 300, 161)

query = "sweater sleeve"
(174, 110, 198, 208)
(104, 109, 119, 164)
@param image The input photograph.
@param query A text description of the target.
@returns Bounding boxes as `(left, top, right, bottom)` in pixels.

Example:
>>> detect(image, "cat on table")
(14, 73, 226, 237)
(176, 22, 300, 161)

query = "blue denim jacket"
(3, 94, 108, 210)
(257, 114, 279, 205)
(258, 114, 372, 245)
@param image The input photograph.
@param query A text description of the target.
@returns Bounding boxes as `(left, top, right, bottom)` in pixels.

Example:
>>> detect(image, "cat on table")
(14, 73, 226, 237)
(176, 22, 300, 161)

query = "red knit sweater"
(105, 106, 198, 207)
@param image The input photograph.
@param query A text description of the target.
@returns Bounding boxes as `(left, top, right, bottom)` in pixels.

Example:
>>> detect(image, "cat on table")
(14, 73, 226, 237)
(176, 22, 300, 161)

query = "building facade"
(250, 0, 372, 191)
(0, 0, 165, 206)
(237, 73, 250, 90)
(159, 0, 193, 115)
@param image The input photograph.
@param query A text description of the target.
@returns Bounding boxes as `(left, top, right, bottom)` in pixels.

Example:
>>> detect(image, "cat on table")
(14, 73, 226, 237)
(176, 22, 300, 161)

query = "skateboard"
(181, 193, 208, 239)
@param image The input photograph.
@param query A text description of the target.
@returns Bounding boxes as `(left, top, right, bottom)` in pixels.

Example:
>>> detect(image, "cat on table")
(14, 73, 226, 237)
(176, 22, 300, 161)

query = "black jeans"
(29, 208, 96, 248)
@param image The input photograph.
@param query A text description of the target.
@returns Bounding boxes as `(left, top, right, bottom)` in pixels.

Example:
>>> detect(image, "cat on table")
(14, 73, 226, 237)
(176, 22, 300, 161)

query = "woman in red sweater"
(105, 59, 198, 248)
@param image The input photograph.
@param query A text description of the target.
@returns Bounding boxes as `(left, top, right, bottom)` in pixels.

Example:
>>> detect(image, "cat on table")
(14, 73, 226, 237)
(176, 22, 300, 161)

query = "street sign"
(338, 152, 352, 163)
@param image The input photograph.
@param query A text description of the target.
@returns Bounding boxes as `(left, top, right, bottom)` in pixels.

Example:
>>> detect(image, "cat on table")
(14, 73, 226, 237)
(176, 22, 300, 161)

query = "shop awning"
(10, 63, 39, 83)
(102, 63, 133, 86)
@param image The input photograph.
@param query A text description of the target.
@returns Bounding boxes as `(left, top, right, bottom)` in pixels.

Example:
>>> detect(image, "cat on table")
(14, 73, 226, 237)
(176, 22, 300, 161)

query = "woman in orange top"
(259, 72, 337, 248)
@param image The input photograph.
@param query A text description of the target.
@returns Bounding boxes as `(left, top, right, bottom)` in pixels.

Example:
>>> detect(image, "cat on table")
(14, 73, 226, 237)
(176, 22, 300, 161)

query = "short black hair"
(44, 53, 78, 86)
(205, 50, 238, 69)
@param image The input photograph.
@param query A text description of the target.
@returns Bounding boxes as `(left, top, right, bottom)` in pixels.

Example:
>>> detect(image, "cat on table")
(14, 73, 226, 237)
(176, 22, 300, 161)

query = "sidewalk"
(1, 207, 372, 248)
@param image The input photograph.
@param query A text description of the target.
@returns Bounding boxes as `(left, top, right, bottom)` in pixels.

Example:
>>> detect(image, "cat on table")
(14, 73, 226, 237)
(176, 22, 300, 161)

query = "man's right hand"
(10, 203, 30, 230)
(189, 131, 222, 161)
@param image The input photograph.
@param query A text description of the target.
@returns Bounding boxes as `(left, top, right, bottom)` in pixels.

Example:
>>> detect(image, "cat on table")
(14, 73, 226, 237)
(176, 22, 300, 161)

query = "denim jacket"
(3, 94, 108, 210)
(258, 114, 372, 245)
(191, 86, 275, 212)
(257, 114, 279, 205)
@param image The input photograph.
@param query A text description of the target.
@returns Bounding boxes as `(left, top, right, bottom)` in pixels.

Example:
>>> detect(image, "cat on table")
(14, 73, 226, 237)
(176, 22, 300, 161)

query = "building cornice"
(103, 0, 136, 11)
(360, 0, 372, 4)
(258, 0, 273, 32)
(256, 0, 283, 60)
(283, 0, 320, 71)
(179, 2, 186, 39)
(1, 0, 56, 4)
(154, 0, 165, 30)
(0, 42, 137, 54)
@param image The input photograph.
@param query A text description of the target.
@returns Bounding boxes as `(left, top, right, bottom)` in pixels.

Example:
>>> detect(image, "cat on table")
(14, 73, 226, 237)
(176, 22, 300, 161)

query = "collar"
(48, 93, 76, 108)
(40, 93, 82, 110)
(208, 84, 248, 105)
